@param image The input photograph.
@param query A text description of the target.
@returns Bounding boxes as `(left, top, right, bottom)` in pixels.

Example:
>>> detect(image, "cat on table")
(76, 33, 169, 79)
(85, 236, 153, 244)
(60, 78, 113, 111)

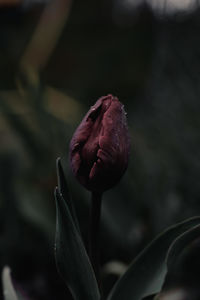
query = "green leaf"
(166, 224, 200, 271)
(107, 217, 200, 300)
(56, 157, 80, 234)
(2, 266, 18, 300)
(55, 188, 100, 300)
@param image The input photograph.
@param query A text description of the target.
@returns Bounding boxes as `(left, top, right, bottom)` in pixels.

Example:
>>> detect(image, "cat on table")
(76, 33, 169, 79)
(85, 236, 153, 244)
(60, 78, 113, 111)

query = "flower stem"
(89, 191, 103, 288)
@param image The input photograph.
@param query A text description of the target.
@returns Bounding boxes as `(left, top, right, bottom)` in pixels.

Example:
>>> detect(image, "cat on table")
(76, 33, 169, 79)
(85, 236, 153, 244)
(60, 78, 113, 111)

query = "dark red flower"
(70, 94, 130, 192)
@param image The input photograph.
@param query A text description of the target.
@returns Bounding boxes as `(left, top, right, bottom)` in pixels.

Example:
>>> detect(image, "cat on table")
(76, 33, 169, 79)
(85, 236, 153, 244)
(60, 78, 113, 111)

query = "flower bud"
(70, 94, 130, 192)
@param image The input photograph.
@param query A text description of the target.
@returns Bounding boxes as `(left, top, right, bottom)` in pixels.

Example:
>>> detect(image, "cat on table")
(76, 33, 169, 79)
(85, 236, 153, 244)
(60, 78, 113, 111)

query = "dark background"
(1, 0, 200, 299)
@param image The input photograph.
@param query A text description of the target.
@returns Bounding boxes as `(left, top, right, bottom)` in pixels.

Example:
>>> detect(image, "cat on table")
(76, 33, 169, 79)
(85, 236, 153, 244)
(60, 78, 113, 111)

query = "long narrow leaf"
(55, 188, 100, 300)
(166, 224, 200, 271)
(56, 157, 80, 233)
(108, 217, 200, 300)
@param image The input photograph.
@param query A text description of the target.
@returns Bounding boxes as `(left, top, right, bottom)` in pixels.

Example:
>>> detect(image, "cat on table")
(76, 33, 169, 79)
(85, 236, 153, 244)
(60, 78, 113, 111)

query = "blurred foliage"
(1, 0, 200, 299)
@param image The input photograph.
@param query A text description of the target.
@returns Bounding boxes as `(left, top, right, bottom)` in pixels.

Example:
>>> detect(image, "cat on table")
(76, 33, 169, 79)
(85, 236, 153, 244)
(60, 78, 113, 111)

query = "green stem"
(89, 191, 103, 288)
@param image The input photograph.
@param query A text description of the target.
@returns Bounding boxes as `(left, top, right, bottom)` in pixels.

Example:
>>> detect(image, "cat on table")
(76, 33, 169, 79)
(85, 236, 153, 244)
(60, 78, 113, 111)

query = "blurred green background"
(1, 0, 200, 299)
